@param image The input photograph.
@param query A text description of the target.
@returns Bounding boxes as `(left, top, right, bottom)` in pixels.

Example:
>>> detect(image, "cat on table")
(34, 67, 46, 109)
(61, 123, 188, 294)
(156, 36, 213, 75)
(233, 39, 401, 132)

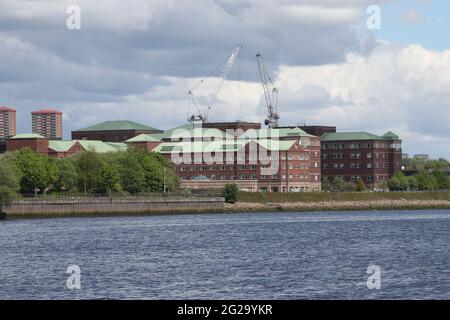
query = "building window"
(367, 163, 373, 169)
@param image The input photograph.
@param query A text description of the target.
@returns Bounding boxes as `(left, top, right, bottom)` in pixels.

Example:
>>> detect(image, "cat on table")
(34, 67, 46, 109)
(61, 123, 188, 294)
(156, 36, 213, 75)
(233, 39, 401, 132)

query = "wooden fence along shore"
(4, 197, 225, 218)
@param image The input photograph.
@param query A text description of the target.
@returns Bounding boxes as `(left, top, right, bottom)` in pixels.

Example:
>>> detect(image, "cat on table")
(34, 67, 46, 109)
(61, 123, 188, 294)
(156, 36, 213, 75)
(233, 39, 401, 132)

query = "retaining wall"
(4, 197, 225, 218)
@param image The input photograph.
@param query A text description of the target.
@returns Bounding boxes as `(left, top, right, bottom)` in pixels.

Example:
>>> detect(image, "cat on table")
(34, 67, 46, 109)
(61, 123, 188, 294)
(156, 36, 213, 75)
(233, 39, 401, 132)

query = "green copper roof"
(77, 140, 127, 153)
(105, 142, 128, 151)
(48, 141, 78, 152)
(241, 127, 314, 139)
(153, 140, 247, 154)
(382, 131, 400, 140)
(321, 131, 401, 141)
(10, 133, 45, 139)
(256, 139, 297, 151)
(165, 127, 234, 140)
(126, 133, 163, 143)
(75, 120, 159, 132)
(321, 132, 383, 141)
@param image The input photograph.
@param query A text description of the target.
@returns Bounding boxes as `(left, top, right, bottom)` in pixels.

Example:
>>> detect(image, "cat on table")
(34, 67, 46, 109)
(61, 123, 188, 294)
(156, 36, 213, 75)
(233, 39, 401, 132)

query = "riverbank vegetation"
(0, 148, 180, 205)
(237, 191, 450, 203)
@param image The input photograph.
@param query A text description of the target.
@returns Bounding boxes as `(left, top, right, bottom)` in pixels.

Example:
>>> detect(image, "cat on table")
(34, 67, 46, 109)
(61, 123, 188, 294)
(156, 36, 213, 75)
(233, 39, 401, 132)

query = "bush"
(356, 180, 366, 192)
(222, 183, 238, 204)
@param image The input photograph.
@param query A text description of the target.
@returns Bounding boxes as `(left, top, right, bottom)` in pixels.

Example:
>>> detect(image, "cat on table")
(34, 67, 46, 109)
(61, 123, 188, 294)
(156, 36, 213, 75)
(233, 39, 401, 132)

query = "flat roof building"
(320, 131, 402, 189)
(71, 120, 163, 142)
(0, 106, 16, 141)
(32, 109, 63, 140)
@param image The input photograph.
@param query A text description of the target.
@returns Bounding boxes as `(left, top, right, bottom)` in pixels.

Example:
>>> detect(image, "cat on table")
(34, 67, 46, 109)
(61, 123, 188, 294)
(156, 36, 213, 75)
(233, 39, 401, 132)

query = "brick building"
(142, 125, 322, 192)
(32, 109, 63, 140)
(6, 134, 127, 157)
(6, 133, 49, 155)
(320, 131, 402, 189)
(71, 120, 163, 142)
(0, 106, 16, 140)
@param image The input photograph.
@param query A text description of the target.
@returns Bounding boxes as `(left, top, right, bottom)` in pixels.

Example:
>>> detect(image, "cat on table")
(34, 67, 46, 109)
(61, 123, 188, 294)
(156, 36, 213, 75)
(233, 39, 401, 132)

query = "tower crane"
(187, 44, 243, 126)
(256, 52, 279, 128)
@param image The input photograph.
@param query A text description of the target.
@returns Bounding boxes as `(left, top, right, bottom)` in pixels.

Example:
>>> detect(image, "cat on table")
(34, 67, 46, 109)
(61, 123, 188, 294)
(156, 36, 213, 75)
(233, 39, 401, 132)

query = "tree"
(54, 158, 78, 192)
(76, 151, 101, 193)
(432, 170, 450, 190)
(15, 148, 58, 195)
(96, 162, 121, 195)
(406, 176, 418, 191)
(388, 172, 409, 191)
(332, 177, 345, 192)
(118, 151, 145, 194)
(0, 160, 21, 214)
(136, 151, 179, 193)
(416, 172, 438, 191)
(357, 179, 366, 192)
(222, 183, 238, 204)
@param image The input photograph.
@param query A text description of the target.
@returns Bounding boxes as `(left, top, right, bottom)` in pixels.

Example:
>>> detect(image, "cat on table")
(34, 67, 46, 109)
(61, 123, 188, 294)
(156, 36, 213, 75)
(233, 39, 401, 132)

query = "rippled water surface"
(1, 210, 450, 299)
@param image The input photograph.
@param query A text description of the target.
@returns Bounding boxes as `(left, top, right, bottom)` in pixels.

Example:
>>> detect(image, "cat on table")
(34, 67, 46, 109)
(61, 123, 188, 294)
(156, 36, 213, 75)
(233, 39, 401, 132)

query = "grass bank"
(237, 191, 450, 203)
(225, 191, 450, 213)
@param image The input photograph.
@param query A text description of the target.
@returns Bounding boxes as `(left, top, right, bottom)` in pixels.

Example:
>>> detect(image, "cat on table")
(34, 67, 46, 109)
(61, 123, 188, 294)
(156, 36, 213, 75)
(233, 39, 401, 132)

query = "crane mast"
(188, 44, 243, 126)
(256, 52, 279, 128)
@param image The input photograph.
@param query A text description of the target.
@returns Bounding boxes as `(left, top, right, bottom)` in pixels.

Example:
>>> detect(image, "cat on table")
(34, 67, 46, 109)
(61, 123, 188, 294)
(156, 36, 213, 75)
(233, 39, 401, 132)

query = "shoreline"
(2, 199, 450, 220)
(224, 199, 450, 213)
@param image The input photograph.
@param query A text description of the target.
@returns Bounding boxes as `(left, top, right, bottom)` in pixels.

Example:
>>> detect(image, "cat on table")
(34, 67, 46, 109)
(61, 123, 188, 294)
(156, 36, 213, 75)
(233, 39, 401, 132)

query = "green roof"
(75, 120, 159, 132)
(321, 132, 383, 141)
(104, 142, 128, 151)
(256, 139, 297, 151)
(48, 141, 78, 152)
(77, 140, 127, 153)
(321, 131, 401, 141)
(153, 140, 247, 154)
(126, 133, 162, 143)
(241, 127, 314, 139)
(10, 133, 45, 139)
(382, 131, 400, 140)
(165, 127, 234, 140)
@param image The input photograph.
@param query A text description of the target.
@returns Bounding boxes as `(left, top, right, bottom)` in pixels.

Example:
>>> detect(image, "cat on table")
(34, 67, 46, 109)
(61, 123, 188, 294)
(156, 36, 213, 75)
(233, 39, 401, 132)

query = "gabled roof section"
(165, 127, 234, 140)
(77, 140, 127, 153)
(9, 133, 46, 139)
(382, 131, 400, 140)
(256, 139, 297, 151)
(48, 140, 78, 152)
(75, 120, 159, 132)
(126, 134, 162, 143)
(241, 127, 315, 139)
(321, 132, 383, 141)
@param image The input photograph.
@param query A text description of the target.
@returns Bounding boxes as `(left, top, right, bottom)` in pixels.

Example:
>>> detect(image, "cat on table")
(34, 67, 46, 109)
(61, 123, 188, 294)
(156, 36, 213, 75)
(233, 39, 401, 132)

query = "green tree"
(136, 151, 179, 193)
(76, 151, 101, 193)
(54, 158, 78, 192)
(222, 183, 238, 204)
(406, 176, 418, 191)
(432, 170, 450, 190)
(356, 179, 366, 192)
(388, 172, 409, 191)
(118, 151, 145, 194)
(332, 177, 345, 192)
(15, 148, 58, 195)
(96, 162, 121, 195)
(0, 160, 21, 215)
(416, 172, 439, 191)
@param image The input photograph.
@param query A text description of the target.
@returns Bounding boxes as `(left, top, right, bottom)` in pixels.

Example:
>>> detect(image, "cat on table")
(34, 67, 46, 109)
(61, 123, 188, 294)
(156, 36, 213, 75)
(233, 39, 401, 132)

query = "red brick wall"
(7, 138, 49, 155)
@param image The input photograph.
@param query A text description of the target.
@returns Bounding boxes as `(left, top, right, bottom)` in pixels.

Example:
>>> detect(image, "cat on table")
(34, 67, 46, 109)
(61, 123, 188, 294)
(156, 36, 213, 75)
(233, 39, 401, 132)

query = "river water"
(0, 210, 449, 299)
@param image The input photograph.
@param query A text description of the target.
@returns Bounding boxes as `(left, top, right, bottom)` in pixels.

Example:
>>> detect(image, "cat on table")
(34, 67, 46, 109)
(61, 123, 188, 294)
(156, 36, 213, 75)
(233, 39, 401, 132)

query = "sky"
(0, 0, 449, 159)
